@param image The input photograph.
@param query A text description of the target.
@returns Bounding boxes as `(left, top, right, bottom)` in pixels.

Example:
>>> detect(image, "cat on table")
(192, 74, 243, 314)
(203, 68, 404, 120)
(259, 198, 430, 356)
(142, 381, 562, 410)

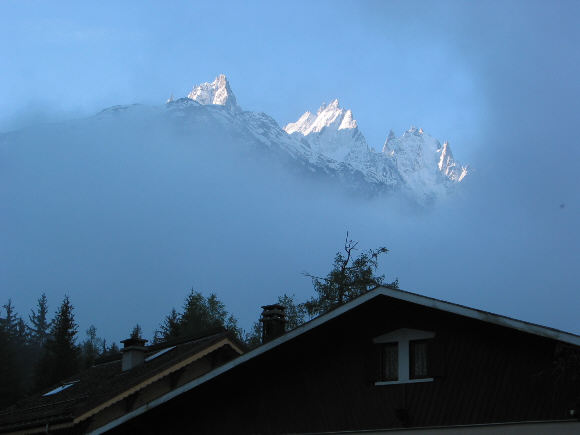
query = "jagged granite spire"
(177, 75, 468, 200)
(187, 74, 238, 110)
(284, 99, 357, 135)
(284, 99, 369, 161)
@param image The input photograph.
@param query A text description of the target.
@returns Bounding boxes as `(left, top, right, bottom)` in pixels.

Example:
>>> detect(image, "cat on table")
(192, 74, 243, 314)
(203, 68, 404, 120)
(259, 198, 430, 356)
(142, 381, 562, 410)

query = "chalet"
(1, 286, 579, 434)
(0, 329, 244, 434)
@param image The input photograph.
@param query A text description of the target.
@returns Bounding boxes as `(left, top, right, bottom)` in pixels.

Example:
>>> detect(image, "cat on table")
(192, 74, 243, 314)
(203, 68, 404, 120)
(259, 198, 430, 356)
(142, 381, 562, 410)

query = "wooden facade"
(111, 293, 580, 434)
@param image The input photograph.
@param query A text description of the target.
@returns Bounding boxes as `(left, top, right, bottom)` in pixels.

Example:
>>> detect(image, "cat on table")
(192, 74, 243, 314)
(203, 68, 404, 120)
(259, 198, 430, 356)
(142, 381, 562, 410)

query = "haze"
(1, 1, 578, 343)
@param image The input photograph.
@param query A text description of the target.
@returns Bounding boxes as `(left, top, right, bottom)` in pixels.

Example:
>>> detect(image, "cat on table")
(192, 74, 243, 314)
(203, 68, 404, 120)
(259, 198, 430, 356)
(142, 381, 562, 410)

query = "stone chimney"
(120, 337, 147, 371)
(260, 304, 286, 343)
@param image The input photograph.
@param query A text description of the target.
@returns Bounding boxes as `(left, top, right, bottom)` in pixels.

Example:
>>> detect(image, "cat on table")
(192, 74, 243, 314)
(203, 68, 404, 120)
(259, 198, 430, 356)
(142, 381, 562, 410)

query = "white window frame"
(373, 328, 435, 385)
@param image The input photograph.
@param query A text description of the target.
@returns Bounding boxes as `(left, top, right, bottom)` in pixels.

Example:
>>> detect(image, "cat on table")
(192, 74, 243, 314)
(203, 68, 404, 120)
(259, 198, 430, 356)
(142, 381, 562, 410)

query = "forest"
(0, 237, 397, 409)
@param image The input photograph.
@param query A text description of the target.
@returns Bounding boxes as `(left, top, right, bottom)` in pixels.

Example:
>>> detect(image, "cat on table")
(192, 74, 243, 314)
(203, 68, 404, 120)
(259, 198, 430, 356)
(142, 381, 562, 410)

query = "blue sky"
(0, 1, 491, 153)
(1, 1, 579, 341)
(2, 0, 577, 159)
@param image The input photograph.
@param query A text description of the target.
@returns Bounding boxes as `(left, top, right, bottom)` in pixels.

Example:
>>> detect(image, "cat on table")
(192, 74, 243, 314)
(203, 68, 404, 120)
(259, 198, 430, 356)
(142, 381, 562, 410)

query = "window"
(381, 342, 398, 381)
(409, 339, 429, 379)
(373, 328, 435, 385)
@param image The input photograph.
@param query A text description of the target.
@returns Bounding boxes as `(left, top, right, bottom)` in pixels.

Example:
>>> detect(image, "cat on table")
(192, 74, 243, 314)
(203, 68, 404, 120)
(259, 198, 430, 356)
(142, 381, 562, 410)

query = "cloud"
(1, 100, 578, 345)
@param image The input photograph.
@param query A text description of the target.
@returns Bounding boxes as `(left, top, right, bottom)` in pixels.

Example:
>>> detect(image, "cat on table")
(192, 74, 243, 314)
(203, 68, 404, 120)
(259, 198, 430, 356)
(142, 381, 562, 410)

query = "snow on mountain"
(187, 74, 238, 110)
(438, 141, 468, 182)
(381, 127, 468, 199)
(285, 99, 357, 135)
(169, 74, 468, 202)
(284, 98, 468, 200)
(284, 99, 369, 162)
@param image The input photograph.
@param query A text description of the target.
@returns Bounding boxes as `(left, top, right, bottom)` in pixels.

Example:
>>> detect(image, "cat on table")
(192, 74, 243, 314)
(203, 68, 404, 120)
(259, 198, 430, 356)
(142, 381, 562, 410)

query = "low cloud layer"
(1, 1, 578, 343)
(1, 101, 578, 343)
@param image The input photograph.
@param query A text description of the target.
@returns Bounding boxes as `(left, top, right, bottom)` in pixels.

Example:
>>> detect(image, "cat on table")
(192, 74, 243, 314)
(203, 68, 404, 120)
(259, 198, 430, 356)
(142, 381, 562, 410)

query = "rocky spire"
(187, 74, 238, 110)
(284, 99, 358, 135)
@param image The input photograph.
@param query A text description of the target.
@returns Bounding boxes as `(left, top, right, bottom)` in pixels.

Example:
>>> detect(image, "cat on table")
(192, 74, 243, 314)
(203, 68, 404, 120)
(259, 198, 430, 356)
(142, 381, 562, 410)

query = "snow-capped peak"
(284, 99, 357, 135)
(187, 74, 238, 110)
(283, 99, 370, 162)
(438, 141, 468, 182)
(176, 74, 468, 201)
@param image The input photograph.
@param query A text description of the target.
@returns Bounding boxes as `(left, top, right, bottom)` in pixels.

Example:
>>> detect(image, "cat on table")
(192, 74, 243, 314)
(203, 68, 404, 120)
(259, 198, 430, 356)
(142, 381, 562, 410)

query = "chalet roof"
(94, 286, 580, 434)
(0, 328, 244, 434)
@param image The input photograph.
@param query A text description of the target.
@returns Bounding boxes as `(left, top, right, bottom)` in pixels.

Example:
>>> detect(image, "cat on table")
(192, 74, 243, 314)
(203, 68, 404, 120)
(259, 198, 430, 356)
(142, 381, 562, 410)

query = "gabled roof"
(94, 286, 580, 434)
(0, 329, 243, 434)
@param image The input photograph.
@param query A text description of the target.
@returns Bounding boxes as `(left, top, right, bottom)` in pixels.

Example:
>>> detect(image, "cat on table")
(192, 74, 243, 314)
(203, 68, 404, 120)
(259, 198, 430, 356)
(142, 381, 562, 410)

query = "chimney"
(260, 304, 286, 343)
(120, 337, 147, 371)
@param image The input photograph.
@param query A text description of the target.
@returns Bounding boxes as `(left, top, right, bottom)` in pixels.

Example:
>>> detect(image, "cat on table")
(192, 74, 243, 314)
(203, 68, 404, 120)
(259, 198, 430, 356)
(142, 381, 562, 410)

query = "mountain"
(102, 74, 467, 202)
(187, 74, 238, 111)
(283, 96, 468, 201)
(284, 99, 369, 162)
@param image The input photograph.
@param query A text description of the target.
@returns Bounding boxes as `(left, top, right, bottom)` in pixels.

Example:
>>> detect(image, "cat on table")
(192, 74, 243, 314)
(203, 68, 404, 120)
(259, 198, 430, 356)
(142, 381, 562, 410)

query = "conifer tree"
(99, 339, 120, 356)
(0, 301, 23, 407)
(35, 296, 80, 390)
(16, 318, 28, 344)
(28, 293, 52, 348)
(154, 308, 181, 343)
(130, 324, 143, 340)
(2, 299, 19, 341)
(81, 325, 103, 368)
(155, 290, 242, 343)
(180, 290, 218, 335)
(180, 290, 241, 338)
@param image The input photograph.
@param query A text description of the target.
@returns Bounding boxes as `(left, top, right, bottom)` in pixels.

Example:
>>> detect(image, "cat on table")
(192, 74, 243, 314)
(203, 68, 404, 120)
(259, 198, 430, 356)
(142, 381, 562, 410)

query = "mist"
(0, 96, 577, 345)
(1, 1, 579, 345)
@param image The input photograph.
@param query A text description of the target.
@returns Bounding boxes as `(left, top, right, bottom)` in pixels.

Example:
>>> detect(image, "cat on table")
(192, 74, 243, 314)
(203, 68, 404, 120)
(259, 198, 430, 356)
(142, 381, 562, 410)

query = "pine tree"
(99, 339, 120, 356)
(28, 293, 52, 348)
(2, 299, 19, 340)
(0, 302, 22, 407)
(130, 324, 143, 340)
(35, 296, 80, 390)
(155, 290, 242, 343)
(16, 318, 28, 344)
(180, 290, 217, 335)
(81, 325, 103, 368)
(154, 308, 181, 343)
(0, 299, 33, 407)
(180, 290, 241, 338)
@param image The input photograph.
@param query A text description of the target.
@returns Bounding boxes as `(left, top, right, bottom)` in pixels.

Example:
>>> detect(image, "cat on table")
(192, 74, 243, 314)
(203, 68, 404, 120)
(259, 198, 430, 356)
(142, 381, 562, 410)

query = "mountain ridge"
(93, 74, 468, 203)
(173, 74, 468, 202)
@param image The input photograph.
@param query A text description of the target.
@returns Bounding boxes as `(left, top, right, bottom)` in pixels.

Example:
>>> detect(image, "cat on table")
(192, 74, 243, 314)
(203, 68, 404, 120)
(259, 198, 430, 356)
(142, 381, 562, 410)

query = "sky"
(1, 1, 579, 342)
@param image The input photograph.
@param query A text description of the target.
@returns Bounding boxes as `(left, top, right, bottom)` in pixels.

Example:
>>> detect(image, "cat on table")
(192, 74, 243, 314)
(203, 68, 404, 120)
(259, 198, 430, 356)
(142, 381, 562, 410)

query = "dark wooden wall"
(113, 296, 578, 434)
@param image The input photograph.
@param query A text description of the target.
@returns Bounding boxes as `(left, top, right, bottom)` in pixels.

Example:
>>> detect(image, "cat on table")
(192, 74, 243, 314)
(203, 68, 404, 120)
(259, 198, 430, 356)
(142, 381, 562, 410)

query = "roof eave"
(89, 286, 580, 434)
